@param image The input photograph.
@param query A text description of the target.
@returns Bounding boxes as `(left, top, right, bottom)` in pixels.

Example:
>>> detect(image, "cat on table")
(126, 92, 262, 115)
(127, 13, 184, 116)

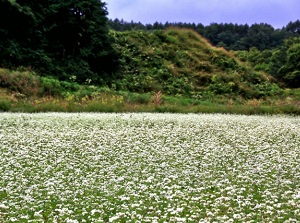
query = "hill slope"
(111, 28, 280, 98)
(2, 28, 299, 114)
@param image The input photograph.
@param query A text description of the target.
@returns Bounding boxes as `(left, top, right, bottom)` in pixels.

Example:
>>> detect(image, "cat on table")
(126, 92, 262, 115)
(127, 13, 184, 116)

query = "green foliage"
(125, 93, 151, 104)
(40, 77, 63, 97)
(111, 28, 279, 98)
(254, 83, 283, 97)
(209, 49, 241, 71)
(236, 37, 300, 88)
(283, 43, 300, 87)
(0, 100, 11, 111)
(60, 81, 80, 92)
(0, 0, 119, 84)
(0, 75, 298, 114)
(286, 20, 300, 34)
(108, 19, 300, 51)
(0, 68, 81, 97)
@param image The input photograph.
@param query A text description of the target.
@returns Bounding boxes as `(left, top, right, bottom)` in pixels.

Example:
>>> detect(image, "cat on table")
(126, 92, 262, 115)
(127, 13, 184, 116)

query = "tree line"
(108, 19, 300, 51)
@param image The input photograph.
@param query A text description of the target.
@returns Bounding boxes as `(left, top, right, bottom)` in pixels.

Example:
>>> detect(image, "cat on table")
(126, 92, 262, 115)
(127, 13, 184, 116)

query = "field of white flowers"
(0, 113, 299, 222)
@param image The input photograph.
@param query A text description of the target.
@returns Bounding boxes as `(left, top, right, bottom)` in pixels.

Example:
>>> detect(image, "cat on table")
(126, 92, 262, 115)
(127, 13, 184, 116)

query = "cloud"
(106, 0, 300, 28)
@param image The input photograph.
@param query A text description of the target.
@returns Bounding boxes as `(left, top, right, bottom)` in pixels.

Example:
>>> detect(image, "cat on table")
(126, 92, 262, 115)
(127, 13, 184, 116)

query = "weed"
(246, 99, 261, 107)
(151, 91, 163, 105)
(111, 28, 277, 97)
(0, 68, 40, 95)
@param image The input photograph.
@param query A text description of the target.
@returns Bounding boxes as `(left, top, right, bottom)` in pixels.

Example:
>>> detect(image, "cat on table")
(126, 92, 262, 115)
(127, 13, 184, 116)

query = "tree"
(277, 38, 300, 87)
(1, 0, 119, 84)
(286, 20, 300, 34)
(153, 22, 164, 30)
(0, 0, 36, 67)
(239, 23, 275, 50)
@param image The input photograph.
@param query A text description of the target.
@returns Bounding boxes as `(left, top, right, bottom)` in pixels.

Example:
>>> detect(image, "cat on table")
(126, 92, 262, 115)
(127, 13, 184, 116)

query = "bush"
(41, 77, 63, 96)
(0, 68, 40, 95)
(127, 93, 151, 104)
(0, 100, 11, 111)
(60, 81, 80, 92)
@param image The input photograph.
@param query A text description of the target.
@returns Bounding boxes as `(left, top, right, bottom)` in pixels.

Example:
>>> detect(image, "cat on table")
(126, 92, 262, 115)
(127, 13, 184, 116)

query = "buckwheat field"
(0, 113, 299, 222)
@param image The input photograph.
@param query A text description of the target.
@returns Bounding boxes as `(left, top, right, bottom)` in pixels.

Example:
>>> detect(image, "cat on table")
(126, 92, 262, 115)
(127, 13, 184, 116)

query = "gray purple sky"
(106, 0, 299, 28)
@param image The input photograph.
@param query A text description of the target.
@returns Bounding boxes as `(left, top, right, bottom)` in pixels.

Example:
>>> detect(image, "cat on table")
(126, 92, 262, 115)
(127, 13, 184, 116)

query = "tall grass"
(4, 96, 299, 115)
(0, 68, 299, 114)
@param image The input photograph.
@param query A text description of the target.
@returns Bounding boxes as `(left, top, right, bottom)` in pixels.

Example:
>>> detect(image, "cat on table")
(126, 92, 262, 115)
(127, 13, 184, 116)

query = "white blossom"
(0, 113, 299, 222)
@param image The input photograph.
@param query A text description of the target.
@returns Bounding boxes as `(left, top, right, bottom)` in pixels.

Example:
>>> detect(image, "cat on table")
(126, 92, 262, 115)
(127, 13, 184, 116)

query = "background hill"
(108, 19, 300, 89)
(1, 27, 299, 114)
(1, 27, 282, 100)
(108, 19, 300, 51)
(0, 0, 299, 113)
(110, 28, 280, 99)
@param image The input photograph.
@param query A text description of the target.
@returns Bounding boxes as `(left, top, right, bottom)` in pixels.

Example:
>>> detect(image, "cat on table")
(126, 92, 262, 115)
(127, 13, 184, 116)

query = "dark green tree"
(276, 38, 300, 87)
(237, 37, 300, 88)
(239, 23, 275, 50)
(0, 0, 37, 67)
(286, 20, 300, 34)
(1, 0, 119, 84)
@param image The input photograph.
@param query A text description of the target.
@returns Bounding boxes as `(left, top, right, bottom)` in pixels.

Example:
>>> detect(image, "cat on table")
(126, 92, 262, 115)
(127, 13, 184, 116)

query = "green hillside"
(0, 28, 299, 114)
(111, 28, 280, 98)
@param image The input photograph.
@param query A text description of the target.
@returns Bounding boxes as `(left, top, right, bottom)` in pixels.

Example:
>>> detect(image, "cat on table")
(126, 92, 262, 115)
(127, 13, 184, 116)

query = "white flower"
(65, 218, 79, 223)
(233, 213, 241, 219)
(170, 217, 186, 222)
(0, 203, 8, 209)
(91, 209, 101, 215)
(176, 207, 184, 213)
(1, 113, 299, 222)
(109, 215, 120, 222)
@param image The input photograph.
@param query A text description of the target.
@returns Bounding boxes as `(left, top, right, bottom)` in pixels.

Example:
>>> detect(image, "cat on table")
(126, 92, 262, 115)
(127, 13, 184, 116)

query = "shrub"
(0, 68, 40, 95)
(127, 93, 151, 104)
(40, 77, 63, 96)
(60, 81, 80, 92)
(0, 100, 11, 111)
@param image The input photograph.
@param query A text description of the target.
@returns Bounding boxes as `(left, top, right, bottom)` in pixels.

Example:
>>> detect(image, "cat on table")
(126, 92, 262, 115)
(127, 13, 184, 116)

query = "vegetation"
(0, 0, 299, 114)
(236, 37, 300, 88)
(110, 28, 282, 98)
(0, 67, 299, 114)
(0, 0, 119, 84)
(108, 19, 300, 88)
(108, 19, 300, 51)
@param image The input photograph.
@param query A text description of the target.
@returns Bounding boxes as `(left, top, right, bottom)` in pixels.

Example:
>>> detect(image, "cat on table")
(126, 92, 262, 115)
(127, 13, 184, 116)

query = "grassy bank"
(0, 68, 299, 114)
(1, 88, 299, 115)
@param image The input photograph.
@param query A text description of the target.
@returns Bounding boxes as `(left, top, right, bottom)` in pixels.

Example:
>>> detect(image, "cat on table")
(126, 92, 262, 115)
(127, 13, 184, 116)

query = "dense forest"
(0, 0, 300, 90)
(0, 0, 119, 84)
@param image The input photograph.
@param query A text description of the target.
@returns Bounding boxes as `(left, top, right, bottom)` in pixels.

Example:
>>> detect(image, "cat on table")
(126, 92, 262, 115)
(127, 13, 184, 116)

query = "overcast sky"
(106, 0, 299, 28)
